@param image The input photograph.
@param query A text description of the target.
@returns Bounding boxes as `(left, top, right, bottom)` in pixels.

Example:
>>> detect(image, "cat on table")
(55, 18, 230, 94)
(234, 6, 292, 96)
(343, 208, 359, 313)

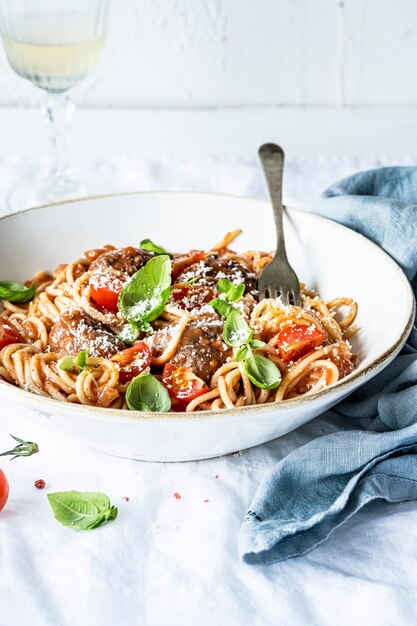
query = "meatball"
(89, 247, 153, 276)
(169, 283, 216, 313)
(176, 255, 258, 295)
(147, 314, 231, 383)
(49, 308, 125, 358)
(171, 316, 231, 382)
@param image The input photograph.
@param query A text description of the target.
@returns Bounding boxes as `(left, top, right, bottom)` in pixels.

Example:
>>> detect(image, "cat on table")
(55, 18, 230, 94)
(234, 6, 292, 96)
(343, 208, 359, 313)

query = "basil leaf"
(119, 321, 155, 343)
(107, 506, 119, 521)
(119, 322, 140, 343)
(59, 350, 89, 372)
(126, 372, 171, 412)
(0, 281, 36, 303)
(222, 310, 252, 347)
(209, 298, 236, 318)
(76, 349, 89, 371)
(138, 321, 154, 335)
(248, 339, 266, 349)
(47, 491, 118, 530)
(59, 357, 75, 372)
(216, 279, 245, 302)
(235, 344, 250, 362)
(227, 283, 245, 302)
(139, 238, 166, 255)
(118, 255, 171, 326)
(243, 353, 281, 390)
(217, 278, 233, 294)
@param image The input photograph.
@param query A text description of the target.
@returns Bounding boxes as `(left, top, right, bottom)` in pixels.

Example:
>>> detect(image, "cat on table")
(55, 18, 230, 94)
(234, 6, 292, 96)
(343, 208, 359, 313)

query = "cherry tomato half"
(89, 273, 127, 313)
(0, 470, 9, 512)
(111, 342, 152, 384)
(0, 318, 21, 350)
(171, 251, 205, 281)
(162, 363, 209, 408)
(276, 324, 325, 363)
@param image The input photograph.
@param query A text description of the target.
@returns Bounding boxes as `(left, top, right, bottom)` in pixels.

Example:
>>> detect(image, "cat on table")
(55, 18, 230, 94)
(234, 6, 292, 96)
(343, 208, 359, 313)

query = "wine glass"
(0, 0, 110, 211)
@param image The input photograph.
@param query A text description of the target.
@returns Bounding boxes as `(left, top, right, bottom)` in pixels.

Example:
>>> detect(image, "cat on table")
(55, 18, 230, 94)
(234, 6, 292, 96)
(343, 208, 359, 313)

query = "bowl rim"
(0, 189, 415, 423)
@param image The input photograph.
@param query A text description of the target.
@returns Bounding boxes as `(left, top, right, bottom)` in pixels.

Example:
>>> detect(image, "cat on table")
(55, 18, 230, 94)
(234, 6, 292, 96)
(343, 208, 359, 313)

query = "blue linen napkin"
(239, 166, 417, 565)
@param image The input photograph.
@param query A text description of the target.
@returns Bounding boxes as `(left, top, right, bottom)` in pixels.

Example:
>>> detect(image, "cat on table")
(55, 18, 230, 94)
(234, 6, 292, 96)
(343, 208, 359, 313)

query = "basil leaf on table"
(126, 372, 171, 412)
(222, 310, 253, 347)
(118, 255, 171, 331)
(139, 238, 167, 255)
(243, 353, 282, 390)
(0, 281, 36, 303)
(47, 491, 118, 530)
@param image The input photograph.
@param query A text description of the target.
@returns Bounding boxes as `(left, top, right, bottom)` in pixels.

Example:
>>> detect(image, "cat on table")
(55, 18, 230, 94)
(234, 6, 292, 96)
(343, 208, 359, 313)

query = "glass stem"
(41, 93, 75, 180)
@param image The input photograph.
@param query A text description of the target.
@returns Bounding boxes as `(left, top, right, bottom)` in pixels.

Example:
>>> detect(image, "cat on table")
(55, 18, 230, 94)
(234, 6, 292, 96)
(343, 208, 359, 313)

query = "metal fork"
(257, 143, 301, 306)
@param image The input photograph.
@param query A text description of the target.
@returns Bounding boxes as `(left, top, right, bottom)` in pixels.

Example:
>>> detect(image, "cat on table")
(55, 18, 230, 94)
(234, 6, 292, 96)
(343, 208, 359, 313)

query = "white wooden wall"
(0, 0, 416, 108)
(0, 0, 416, 157)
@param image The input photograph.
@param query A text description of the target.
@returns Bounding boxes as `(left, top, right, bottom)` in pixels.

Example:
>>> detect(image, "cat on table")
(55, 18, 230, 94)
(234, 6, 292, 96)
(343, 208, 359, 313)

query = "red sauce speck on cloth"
(173, 492, 182, 499)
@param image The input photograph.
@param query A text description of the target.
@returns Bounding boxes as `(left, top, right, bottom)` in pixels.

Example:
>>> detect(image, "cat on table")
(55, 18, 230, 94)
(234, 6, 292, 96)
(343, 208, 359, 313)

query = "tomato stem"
(0, 434, 39, 460)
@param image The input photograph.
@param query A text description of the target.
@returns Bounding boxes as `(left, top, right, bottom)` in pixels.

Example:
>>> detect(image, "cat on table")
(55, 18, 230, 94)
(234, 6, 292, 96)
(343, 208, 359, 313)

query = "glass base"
(7, 171, 89, 212)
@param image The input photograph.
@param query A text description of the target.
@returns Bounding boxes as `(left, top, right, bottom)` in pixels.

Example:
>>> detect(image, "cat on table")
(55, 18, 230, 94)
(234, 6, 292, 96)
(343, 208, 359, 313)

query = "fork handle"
(258, 143, 288, 262)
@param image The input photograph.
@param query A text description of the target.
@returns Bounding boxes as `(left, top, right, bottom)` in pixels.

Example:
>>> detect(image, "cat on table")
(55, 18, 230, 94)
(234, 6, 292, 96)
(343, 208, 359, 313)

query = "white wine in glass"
(0, 1, 110, 211)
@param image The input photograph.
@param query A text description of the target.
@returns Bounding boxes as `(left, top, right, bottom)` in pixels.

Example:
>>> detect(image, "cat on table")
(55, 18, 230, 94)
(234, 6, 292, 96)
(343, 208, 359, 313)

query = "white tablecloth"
(1, 155, 417, 626)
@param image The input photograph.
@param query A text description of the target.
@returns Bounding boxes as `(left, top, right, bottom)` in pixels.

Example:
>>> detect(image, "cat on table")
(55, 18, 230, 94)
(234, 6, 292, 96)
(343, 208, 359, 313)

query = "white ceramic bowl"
(0, 192, 414, 461)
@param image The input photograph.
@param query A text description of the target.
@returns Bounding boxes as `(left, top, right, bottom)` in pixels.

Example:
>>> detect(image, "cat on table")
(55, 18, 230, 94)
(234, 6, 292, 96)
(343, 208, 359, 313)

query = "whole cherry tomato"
(0, 470, 9, 512)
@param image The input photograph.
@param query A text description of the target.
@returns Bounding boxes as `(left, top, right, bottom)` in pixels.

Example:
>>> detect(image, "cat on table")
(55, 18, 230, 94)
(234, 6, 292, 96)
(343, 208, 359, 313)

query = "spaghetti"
(0, 233, 359, 412)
